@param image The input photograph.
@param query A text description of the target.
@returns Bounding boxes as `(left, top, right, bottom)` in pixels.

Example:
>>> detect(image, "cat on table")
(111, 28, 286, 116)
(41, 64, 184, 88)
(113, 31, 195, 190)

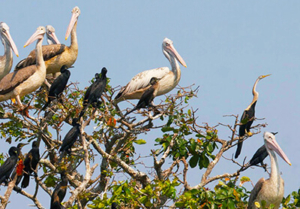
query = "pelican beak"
(48, 31, 60, 44)
(4, 30, 19, 57)
(24, 27, 45, 48)
(167, 43, 187, 68)
(267, 137, 291, 166)
(65, 7, 80, 40)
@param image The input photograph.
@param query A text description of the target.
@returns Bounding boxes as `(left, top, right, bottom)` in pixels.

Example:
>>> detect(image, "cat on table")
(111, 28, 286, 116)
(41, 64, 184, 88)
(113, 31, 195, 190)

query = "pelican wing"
(0, 66, 36, 95)
(15, 44, 66, 70)
(116, 67, 169, 99)
(248, 177, 265, 208)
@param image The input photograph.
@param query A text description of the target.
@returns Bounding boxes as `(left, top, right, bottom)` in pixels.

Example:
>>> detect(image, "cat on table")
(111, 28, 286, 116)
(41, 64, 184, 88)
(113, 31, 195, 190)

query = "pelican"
(114, 38, 186, 104)
(15, 6, 79, 75)
(46, 25, 60, 45)
(247, 132, 291, 209)
(0, 26, 46, 108)
(235, 74, 270, 158)
(0, 22, 19, 81)
(124, 77, 160, 116)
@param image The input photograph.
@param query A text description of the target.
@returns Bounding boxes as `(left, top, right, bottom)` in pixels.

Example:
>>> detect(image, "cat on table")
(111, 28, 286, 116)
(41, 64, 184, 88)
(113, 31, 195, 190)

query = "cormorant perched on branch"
(78, 67, 107, 119)
(0, 146, 18, 185)
(50, 172, 68, 209)
(21, 141, 40, 188)
(235, 74, 270, 159)
(124, 77, 160, 117)
(40, 65, 71, 111)
(59, 118, 80, 154)
(249, 132, 278, 167)
(11, 143, 28, 186)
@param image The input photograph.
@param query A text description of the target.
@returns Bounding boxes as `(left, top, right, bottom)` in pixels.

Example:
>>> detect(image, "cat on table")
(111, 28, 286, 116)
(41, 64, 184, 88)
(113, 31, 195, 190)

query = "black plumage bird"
(111, 202, 118, 209)
(11, 143, 28, 186)
(59, 118, 80, 154)
(21, 141, 40, 188)
(249, 132, 278, 167)
(0, 146, 18, 185)
(41, 65, 71, 111)
(78, 67, 107, 119)
(50, 172, 68, 209)
(235, 74, 270, 159)
(124, 77, 160, 117)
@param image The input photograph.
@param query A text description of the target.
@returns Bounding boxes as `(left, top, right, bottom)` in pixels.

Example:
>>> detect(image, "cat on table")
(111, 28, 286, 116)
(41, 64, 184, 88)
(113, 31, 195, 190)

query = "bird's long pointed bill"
(65, 12, 77, 40)
(168, 44, 187, 68)
(48, 32, 60, 44)
(262, 74, 271, 78)
(5, 30, 19, 57)
(267, 138, 291, 166)
(24, 30, 44, 48)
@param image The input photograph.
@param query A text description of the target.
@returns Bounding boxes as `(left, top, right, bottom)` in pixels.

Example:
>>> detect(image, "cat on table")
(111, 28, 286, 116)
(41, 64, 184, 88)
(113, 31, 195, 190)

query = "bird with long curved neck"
(0, 22, 19, 81)
(235, 74, 270, 158)
(46, 25, 60, 45)
(15, 6, 79, 75)
(114, 38, 186, 104)
(0, 26, 46, 109)
(247, 132, 291, 209)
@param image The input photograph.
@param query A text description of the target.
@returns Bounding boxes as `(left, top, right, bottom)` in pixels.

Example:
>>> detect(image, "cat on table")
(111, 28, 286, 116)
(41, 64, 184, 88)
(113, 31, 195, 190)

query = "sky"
(1, 1, 300, 208)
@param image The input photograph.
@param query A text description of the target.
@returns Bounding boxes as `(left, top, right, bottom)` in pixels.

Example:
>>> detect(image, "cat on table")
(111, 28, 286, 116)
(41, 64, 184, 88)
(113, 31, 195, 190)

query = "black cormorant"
(59, 118, 80, 154)
(50, 172, 68, 209)
(0, 146, 18, 185)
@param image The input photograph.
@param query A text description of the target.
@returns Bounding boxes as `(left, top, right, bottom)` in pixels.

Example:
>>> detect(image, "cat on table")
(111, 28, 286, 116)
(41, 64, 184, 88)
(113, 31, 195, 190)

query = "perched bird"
(235, 74, 271, 158)
(46, 25, 60, 45)
(60, 118, 80, 154)
(15, 6, 80, 75)
(11, 143, 28, 185)
(0, 26, 46, 109)
(247, 132, 291, 209)
(78, 67, 107, 119)
(0, 146, 18, 185)
(21, 141, 40, 188)
(0, 22, 19, 81)
(248, 132, 278, 168)
(124, 77, 160, 116)
(111, 202, 118, 209)
(50, 172, 68, 209)
(114, 38, 186, 104)
(40, 65, 71, 111)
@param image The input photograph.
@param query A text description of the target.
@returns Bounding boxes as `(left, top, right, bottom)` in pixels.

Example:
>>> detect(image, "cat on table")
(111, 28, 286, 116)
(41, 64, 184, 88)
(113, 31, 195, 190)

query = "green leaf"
(134, 139, 146, 145)
(189, 155, 199, 168)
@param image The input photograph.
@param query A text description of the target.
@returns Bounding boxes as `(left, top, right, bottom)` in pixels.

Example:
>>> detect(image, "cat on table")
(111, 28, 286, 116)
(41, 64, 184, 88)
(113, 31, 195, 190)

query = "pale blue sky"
(0, 1, 300, 208)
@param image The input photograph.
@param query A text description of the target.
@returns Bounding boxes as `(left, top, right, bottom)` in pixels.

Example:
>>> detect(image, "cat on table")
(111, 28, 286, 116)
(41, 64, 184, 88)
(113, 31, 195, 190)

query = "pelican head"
(0, 22, 19, 57)
(65, 6, 81, 40)
(46, 25, 60, 45)
(264, 131, 291, 166)
(24, 26, 46, 48)
(162, 38, 187, 68)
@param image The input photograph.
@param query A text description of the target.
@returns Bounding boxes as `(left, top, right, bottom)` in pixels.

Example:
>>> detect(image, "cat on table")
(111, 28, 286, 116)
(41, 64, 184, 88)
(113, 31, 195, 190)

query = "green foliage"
(175, 179, 249, 208)
(282, 188, 300, 208)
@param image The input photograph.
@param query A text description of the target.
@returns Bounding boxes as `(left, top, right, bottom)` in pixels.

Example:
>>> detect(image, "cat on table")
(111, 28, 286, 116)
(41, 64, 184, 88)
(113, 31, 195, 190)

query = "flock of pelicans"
(0, 5, 293, 209)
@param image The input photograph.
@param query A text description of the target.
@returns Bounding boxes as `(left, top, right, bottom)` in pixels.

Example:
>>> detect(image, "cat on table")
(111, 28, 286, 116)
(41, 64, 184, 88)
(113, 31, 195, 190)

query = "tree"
(0, 78, 298, 209)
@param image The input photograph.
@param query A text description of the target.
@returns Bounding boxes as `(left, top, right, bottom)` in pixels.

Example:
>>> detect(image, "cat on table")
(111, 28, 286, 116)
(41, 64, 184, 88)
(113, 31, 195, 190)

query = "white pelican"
(247, 132, 291, 209)
(235, 74, 271, 158)
(0, 22, 19, 81)
(0, 26, 46, 108)
(46, 25, 60, 45)
(114, 38, 187, 104)
(15, 6, 79, 75)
